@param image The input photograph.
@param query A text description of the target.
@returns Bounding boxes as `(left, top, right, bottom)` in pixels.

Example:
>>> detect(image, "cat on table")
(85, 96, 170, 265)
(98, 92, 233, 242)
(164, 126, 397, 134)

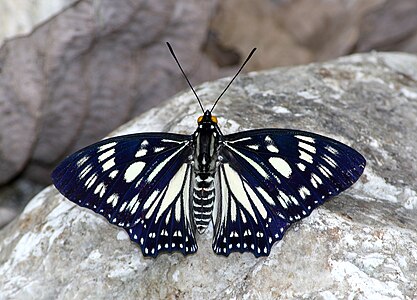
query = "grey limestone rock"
(0, 52, 416, 299)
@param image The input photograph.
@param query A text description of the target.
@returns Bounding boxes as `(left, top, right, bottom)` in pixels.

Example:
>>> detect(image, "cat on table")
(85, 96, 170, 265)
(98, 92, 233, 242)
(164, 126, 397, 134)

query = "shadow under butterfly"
(52, 43, 366, 257)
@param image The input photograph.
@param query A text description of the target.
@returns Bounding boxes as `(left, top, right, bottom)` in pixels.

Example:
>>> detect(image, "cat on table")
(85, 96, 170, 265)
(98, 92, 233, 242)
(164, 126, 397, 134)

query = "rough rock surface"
(1, 53, 417, 299)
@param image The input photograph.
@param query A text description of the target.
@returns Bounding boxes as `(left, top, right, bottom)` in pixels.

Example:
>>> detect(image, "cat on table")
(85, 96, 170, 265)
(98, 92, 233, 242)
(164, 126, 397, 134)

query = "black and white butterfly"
(52, 43, 366, 257)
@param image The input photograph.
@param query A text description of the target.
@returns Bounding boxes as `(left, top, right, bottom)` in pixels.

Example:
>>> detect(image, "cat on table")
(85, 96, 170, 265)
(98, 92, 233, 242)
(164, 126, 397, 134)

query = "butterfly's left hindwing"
(213, 129, 366, 257)
(51, 133, 198, 257)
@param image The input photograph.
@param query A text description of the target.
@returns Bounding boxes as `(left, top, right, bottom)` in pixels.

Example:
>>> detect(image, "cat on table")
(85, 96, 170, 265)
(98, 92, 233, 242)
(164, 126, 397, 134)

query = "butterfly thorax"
(192, 110, 220, 233)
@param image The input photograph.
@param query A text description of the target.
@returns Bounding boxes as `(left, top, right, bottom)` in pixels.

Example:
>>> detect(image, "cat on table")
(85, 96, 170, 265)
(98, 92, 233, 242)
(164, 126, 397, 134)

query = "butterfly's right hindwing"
(52, 133, 197, 256)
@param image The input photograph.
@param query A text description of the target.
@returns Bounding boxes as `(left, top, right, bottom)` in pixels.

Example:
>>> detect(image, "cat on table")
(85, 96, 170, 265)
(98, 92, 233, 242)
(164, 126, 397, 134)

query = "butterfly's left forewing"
(52, 133, 197, 257)
(213, 129, 366, 257)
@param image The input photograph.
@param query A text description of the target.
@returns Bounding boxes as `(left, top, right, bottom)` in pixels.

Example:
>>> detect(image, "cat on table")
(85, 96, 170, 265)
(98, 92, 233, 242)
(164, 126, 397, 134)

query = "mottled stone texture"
(0, 53, 416, 299)
(0, 0, 218, 184)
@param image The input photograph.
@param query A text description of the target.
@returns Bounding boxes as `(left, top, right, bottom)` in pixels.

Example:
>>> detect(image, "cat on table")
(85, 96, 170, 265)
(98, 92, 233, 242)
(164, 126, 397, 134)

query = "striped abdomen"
(193, 173, 215, 233)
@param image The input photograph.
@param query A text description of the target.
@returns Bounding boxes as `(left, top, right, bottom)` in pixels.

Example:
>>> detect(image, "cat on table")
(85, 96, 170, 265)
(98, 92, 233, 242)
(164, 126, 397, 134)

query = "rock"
(207, 0, 417, 68)
(0, 178, 43, 229)
(357, 0, 417, 51)
(0, 207, 17, 229)
(0, 0, 76, 46)
(1, 52, 416, 299)
(0, 0, 219, 184)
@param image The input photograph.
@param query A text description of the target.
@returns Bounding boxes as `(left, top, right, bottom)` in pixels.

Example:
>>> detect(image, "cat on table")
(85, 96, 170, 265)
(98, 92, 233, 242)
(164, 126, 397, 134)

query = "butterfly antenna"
(166, 42, 205, 113)
(210, 47, 257, 112)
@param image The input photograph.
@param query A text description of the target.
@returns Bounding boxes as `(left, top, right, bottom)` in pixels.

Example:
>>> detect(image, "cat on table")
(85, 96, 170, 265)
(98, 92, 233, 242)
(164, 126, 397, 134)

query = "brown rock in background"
(0, 0, 219, 185)
(208, 0, 417, 67)
(357, 0, 417, 51)
(3, 0, 417, 186)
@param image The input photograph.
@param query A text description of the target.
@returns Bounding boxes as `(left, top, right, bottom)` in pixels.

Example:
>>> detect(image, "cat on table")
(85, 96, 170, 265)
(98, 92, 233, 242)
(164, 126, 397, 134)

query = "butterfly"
(51, 42, 366, 257)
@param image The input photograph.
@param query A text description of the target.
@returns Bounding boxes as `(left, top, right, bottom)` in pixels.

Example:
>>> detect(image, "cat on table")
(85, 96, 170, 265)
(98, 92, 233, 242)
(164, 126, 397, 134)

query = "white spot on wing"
(267, 144, 279, 153)
(98, 148, 115, 162)
(230, 198, 237, 222)
(312, 173, 322, 185)
(182, 169, 192, 230)
(175, 199, 181, 222)
(130, 195, 141, 214)
(135, 149, 147, 157)
(102, 157, 115, 171)
(256, 187, 275, 206)
(299, 186, 311, 199)
(109, 170, 119, 179)
(119, 201, 127, 212)
(79, 164, 92, 179)
(126, 195, 139, 211)
(243, 181, 267, 219)
(311, 175, 318, 188)
(295, 135, 315, 143)
(299, 141, 316, 153)
(323, 154, 338, 168)
(299, 150, 313, 164)
(77, 156, 89, 167)
(229, 137, 251, 144)
(98, 142, 117, 152)
(85, 173, 97, 189)
(290, 195, 299, 206)
(297, 163, 306, 171)
(277, 190, 288, 209)
(143, 190, 160, 210)
(325, 145, 338, 155)
(94, 182, 106, 198)
(165, 208, 172, 225)
(107, 193, 119, 207)
(318, 164, 332, 178)
(269, 157, 292, 178)
(124, 162, 146, 183)
(161, 139, 183, 144)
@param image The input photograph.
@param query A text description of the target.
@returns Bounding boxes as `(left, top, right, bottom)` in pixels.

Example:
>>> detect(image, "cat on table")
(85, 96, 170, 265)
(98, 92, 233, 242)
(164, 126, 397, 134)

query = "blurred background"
(1, 0, 416, 228)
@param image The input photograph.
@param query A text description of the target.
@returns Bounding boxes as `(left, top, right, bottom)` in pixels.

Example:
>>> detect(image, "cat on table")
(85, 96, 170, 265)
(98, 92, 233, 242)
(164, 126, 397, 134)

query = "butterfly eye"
(211, 116, 218, 123)
(197, 116, 203, 123)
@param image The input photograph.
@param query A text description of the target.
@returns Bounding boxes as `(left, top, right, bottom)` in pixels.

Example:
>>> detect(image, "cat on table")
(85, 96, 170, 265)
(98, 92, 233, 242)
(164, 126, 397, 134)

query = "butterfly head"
(166, 42, 256, 116)
(197, 110, 218, 125)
